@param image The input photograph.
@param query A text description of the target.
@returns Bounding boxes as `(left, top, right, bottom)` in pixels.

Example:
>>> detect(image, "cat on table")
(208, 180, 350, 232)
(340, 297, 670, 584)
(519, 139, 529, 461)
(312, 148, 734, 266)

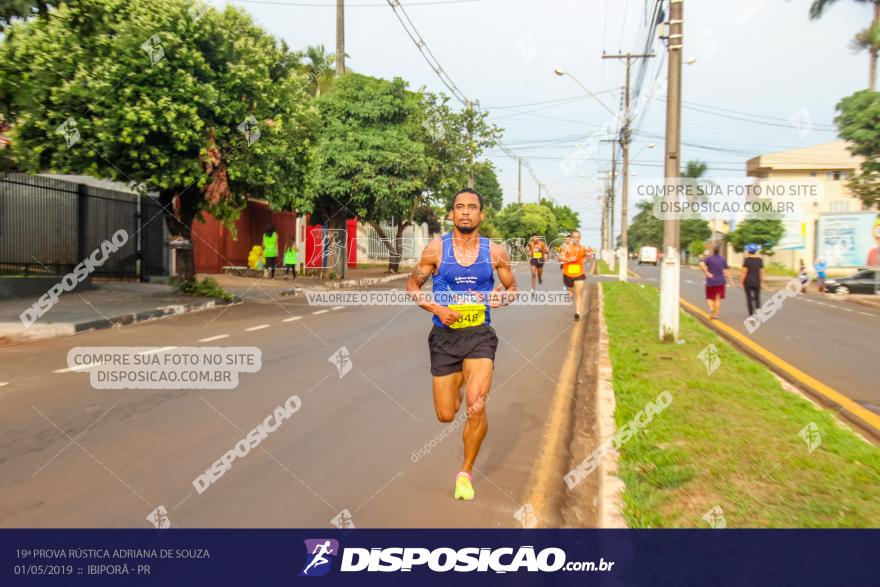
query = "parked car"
(638, 246, 658, 266)
(824, 269, 880, 295)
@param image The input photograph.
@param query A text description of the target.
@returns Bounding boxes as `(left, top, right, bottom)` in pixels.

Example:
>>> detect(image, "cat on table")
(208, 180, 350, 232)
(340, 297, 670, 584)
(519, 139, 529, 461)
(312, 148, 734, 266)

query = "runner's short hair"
(452, 188, 484, 211)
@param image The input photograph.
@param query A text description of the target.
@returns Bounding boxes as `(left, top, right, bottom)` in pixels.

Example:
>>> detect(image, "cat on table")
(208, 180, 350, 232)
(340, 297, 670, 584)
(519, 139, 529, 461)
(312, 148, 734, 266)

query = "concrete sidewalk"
(0, 270, 412, 345)
(0, 282, 237, 345)
(206, 271, 409, 301)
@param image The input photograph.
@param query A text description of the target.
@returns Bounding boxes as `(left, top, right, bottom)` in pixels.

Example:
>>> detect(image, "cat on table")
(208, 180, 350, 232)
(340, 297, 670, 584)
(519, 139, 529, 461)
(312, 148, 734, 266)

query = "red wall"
(193, 200, 297, 274)
(303, 218, 358, 270)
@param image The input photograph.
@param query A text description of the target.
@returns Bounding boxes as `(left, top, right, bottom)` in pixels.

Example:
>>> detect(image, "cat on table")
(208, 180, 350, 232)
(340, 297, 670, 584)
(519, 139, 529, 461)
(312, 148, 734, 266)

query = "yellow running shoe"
(454, 472, 475, 501)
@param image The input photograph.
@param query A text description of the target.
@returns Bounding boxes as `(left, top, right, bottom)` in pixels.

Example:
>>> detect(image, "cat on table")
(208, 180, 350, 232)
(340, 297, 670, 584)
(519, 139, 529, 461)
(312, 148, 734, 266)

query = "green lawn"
(596, 259, 613, 275)
(602, 282, 880, 527)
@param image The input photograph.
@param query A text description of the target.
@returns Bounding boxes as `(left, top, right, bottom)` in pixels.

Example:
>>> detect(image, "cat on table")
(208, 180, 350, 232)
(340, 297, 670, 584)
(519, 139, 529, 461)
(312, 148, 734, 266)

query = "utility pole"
(538, 183, 542, 203)
(336, 0, 346, 75)
(337, 0, 346, 279)
(517, 158, 522, 204)
(600, 179, 607, 255)
(603, 51, 655, 282)
(466, 101, 476, 188)
(608, 139, 617, 271)
(659, 0, 683, 341)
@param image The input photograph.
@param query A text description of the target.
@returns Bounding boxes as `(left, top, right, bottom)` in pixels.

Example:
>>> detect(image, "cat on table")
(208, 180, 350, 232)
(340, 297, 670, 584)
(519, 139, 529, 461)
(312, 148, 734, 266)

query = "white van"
(638, 246, 658, 266)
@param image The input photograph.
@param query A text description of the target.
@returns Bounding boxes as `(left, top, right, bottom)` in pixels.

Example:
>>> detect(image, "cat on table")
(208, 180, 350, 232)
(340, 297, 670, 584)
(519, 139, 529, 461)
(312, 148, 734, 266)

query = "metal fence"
(358, 220, 429, 262)
(0, 173, 166, 279)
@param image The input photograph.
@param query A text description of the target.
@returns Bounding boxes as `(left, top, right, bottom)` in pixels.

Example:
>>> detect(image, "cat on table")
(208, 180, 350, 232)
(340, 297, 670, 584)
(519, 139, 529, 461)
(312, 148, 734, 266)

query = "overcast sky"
(213, 0, 870, 246)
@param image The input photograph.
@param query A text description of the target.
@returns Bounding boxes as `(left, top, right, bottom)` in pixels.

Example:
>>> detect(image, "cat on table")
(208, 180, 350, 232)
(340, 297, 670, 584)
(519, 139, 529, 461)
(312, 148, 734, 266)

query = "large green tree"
(494, 202, 559, 243)
(0, 0, 316, 278)
(473, 160, 503, 211)
(836, 89, 880, 208)
(543, 200, 580, 234)
(310, 73, 426, 273)
(727, 215, 786, 254)
(628, 199, 663, 251)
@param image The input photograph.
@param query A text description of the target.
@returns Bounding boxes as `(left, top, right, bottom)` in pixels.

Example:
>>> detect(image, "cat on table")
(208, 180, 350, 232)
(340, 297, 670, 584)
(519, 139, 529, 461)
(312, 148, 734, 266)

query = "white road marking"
(282, 316, 302, 322)
(245, 324, 270, 331)
(199, 334, 229, 342)
(858, 311, 875, 317)
(0, 382, 8, 388)
(312, 310, 329, 315)
(331, 306, 345, 311)
(54, 363, 101, 374)
(137, 346, 178, 355)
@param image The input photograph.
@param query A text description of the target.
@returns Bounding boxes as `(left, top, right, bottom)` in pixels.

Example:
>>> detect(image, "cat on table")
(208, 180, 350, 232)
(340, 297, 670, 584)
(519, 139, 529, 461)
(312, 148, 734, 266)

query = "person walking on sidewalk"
(283, 240, 298, 280)
(741, 244, 764, 317)
(798, 259, 809, 293)
(262, 224, 278, 279)
(700, 244, 734, 320)
(814, 257, 827, 294)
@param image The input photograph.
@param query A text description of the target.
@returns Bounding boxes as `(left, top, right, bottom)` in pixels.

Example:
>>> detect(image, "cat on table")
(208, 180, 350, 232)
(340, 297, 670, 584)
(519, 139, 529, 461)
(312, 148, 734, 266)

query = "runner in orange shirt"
(559, 230, 587, 321)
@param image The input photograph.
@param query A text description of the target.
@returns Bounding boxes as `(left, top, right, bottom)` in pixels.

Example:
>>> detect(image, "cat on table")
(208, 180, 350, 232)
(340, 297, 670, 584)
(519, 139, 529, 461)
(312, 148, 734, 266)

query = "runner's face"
(571, 232, 580, 244)
(451, 193, 483, 234)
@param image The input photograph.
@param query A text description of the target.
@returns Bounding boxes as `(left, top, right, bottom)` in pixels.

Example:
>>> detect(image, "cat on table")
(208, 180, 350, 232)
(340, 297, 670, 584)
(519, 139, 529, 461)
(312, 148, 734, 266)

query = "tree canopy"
(836, 89, 880, 208)
(0, 0, 317, 277)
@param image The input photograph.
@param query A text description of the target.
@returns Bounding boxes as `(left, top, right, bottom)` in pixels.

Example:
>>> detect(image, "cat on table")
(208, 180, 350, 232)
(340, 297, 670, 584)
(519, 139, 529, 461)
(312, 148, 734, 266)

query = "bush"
(174, 277, 236, 302)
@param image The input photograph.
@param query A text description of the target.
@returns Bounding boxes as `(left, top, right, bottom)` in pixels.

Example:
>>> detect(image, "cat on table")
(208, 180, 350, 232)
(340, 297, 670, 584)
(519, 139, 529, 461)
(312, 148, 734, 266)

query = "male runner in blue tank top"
(406, 188, 517, 501)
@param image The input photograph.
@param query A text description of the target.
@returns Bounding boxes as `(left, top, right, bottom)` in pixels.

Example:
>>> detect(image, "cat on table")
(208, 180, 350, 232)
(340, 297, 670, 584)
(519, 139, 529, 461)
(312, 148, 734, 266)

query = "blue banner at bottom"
(1, 529, 876, 586)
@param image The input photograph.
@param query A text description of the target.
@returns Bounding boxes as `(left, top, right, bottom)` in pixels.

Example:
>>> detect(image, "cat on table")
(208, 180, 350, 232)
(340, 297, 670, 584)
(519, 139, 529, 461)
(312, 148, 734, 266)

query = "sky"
(209, 0, 871, 247)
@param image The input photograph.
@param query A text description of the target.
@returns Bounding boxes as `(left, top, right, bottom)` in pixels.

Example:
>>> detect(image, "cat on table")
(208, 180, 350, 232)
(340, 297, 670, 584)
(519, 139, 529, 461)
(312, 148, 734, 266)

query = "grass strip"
(602, 281, 880, 527)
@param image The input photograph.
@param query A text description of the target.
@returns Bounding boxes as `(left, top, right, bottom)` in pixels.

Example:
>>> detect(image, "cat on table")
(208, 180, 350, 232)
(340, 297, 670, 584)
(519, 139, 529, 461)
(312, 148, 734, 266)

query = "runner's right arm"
(407, 239, 461, 326)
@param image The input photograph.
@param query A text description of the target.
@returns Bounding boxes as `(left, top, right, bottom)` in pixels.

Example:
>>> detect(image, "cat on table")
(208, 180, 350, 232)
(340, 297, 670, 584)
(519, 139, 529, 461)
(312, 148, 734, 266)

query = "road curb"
(278, 272, 409, 296)
(522, 284, 592, 527)
(595, 284, 627, 528)
(679, 298, 880, 441)
(0, 297, 241, 346)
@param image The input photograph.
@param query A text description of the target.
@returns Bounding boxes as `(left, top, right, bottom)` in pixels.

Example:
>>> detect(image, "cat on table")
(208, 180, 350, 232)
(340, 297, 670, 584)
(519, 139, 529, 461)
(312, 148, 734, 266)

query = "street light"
(553, 67, 618, 118)
(633, 143, 656, 160)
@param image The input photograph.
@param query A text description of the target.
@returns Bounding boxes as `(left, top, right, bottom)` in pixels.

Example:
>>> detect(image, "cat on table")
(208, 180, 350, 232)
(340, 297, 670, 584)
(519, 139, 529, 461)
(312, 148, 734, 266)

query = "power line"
(384, 0, 551, 198)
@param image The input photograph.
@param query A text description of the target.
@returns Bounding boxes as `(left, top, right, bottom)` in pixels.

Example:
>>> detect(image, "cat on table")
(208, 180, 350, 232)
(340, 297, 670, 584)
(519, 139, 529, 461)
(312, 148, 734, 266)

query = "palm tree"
(304, 45, 338, 97)
(810, 0, 880, 89)
(680, 160, 714, 258)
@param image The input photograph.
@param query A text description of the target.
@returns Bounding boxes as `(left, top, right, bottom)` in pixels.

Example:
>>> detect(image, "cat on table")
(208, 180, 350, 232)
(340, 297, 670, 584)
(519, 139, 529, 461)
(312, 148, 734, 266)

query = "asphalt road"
(633, 263, 880, 415)
(0, 264, 586, 528)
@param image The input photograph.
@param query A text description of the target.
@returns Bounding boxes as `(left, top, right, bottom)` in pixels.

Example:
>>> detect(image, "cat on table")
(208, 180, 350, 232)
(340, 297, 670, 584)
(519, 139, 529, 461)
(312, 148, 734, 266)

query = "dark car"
(824, 269, 880, 295)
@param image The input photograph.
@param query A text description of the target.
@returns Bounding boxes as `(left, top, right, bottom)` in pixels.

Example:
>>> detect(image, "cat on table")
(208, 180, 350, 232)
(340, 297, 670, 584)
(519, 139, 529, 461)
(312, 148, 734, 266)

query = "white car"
(638, 246, 658, 266)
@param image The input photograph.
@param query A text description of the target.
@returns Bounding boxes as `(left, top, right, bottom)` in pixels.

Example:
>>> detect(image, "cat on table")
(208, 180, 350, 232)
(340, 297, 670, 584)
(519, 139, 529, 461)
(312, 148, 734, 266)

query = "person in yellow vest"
(283, 239, 298, 280)
(559, 230, 587, 321)
(262, 224, 278, 279)
(527, 235, 549, 290)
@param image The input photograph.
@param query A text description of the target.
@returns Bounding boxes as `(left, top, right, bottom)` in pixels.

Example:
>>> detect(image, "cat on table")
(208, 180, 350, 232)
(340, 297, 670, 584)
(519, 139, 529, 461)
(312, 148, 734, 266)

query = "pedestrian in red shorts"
(700, 244, 734, 320)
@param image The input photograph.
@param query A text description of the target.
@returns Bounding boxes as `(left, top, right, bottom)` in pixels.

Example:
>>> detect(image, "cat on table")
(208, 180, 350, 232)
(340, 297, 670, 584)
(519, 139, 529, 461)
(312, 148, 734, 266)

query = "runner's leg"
(432, 371, 464, 422)
(573, 278, 585, 317)
(460, 357, 493, 474)
(530, 263, 537, 289)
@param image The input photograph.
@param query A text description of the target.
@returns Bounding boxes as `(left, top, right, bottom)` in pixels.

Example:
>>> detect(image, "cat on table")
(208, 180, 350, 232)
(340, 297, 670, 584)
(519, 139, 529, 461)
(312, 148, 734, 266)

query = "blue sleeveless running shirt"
(431, 233, 495, 328)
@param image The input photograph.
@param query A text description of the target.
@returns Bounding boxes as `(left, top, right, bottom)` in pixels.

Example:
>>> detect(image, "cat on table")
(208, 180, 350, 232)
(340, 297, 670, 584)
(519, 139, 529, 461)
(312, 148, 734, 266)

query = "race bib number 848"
(448, 303, 486, 329)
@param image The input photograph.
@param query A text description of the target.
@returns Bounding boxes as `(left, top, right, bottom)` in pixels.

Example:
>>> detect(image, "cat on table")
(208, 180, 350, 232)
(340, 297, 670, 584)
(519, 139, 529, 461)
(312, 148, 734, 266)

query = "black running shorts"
(428, 323, 498, 376)
(563, 274, 586, 288)
(529, 257, 544, 267)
